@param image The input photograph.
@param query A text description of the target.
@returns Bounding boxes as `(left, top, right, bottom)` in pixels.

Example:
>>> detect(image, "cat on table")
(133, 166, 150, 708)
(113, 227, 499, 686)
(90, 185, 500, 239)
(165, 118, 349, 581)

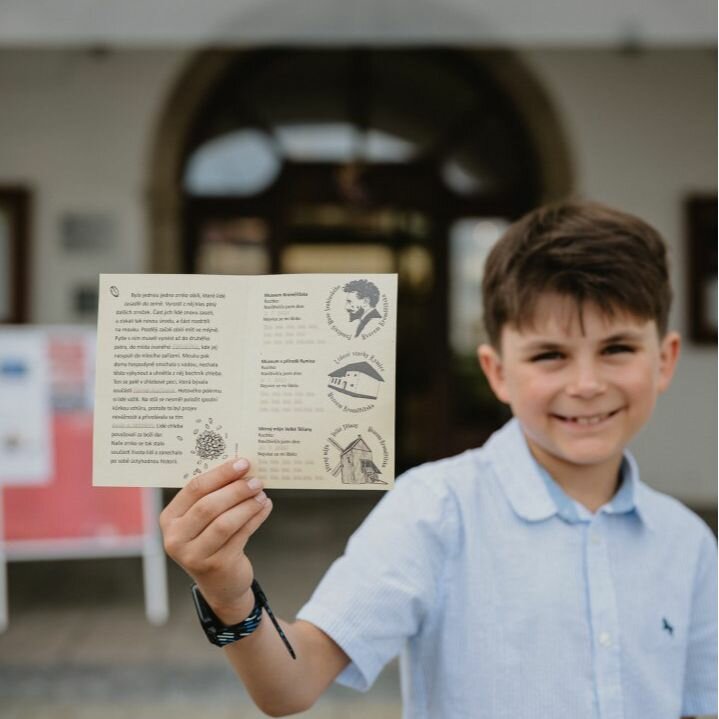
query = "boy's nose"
(565, 361, 606, 398)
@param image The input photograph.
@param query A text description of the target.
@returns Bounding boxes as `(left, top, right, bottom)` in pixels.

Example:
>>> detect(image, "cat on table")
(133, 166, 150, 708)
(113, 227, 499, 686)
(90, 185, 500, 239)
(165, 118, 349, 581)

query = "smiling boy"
(478, 293, 679, 513)
(160, 200, 717, 718)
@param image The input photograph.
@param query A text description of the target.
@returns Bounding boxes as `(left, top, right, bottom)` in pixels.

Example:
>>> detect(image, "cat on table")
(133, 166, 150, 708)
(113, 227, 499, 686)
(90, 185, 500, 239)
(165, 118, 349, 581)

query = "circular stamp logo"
(324, 279, 389, 340)
(327, 351, 386, 413)
(322, 423, 390, 485)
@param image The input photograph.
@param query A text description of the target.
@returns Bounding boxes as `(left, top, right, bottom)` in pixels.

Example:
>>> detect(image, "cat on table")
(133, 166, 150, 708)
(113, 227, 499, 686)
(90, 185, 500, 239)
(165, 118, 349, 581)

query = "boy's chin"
(531, 435, 624, 470)
(551, 442, 624, 469)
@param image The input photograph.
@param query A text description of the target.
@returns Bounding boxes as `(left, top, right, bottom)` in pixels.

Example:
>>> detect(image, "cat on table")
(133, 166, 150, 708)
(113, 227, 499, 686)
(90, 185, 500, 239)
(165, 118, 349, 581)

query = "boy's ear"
(657, 331, 681, 394)
(477, 343, 510, 404)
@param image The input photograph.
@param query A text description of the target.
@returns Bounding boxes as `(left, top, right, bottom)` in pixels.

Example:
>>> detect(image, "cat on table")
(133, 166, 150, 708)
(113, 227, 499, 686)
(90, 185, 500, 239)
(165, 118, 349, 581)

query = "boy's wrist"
(201, 587, 256, 625)
(192, 580, 297, 658)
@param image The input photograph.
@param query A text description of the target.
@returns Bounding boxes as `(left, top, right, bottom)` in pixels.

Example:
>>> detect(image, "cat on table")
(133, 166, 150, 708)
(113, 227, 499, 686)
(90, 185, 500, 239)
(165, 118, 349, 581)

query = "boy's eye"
(530, 351, 564, 362)
(603, 344, 635, 355)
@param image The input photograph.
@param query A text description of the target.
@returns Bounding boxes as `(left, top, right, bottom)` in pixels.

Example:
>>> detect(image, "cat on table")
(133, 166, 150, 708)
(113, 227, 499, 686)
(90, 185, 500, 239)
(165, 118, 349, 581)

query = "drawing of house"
(329, 435, 385, 485)
(327, 362, 384, 400)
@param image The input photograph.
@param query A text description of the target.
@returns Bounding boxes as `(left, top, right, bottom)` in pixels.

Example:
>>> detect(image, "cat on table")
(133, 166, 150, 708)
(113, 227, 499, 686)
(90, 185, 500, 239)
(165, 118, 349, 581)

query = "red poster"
(4, 412, 144, 541)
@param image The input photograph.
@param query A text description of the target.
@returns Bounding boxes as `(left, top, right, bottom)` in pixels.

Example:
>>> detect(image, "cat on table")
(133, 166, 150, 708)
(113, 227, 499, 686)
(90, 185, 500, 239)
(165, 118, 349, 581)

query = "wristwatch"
(191, 579, 296, 658)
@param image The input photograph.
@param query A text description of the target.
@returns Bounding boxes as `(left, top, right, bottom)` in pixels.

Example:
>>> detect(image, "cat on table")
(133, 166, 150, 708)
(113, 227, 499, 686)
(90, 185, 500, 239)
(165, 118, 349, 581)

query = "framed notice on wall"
(0, 187, 31, 324)
(686, 194, 718, 344)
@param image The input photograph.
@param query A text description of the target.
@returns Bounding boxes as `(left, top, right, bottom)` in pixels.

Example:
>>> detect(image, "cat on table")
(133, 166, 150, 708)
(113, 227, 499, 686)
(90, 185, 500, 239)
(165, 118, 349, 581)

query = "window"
(449, 217, 511, 425)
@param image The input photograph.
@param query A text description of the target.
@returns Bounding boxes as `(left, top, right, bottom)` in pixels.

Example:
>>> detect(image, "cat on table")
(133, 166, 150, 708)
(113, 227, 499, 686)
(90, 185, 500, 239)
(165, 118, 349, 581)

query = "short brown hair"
(482, 200, 673, 347)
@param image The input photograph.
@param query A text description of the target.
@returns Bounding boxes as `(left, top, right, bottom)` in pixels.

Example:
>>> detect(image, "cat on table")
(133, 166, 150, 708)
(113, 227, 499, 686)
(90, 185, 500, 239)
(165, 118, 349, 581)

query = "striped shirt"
(297, 418, 717, 718)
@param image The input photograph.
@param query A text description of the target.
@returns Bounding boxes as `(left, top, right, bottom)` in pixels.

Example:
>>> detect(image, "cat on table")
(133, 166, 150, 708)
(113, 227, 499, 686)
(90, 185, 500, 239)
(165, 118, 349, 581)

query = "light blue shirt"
(297, 418, 717, 718)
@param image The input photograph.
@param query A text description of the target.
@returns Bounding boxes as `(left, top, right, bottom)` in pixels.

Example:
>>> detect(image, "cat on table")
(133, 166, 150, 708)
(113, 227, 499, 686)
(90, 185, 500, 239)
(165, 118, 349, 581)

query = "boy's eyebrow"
(519, 330, 646, 351)
(519, 340, 566, 352)
(600, 331, 645, 343)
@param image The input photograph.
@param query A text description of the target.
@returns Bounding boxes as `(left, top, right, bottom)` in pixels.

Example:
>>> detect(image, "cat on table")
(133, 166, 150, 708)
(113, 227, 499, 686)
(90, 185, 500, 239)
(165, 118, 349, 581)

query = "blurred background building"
(0, 1, 716, 717)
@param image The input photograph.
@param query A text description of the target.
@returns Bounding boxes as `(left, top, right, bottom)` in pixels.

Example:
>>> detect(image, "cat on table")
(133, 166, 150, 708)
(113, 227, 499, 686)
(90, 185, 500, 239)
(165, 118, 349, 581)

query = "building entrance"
(170, 48, 567, 471)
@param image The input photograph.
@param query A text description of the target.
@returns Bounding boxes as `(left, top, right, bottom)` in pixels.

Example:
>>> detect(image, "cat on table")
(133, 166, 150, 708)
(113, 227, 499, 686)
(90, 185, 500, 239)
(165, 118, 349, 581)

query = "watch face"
(191, 584, 216, 626)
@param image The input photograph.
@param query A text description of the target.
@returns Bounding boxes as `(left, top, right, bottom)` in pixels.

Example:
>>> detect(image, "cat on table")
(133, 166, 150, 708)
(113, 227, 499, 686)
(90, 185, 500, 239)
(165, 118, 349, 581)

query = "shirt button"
(590, 531, 601, 545)
(599, 632, 612, 648)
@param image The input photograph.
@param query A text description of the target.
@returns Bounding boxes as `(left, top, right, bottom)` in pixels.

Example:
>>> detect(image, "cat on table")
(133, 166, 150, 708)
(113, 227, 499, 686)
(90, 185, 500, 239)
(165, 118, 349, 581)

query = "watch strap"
(191, 580, 296, 659)
(191, 582, 263, 647)
(251, 579, 297, 659)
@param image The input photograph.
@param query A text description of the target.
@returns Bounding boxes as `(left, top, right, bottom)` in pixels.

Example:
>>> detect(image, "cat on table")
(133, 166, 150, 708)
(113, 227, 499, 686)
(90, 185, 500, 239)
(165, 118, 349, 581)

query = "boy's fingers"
(211, 498, 273, 559)
(235, 497, 273, 551)
(170, 477, 265, 543)
(193, 495, 272, 558)
(162, 458, 251, 520)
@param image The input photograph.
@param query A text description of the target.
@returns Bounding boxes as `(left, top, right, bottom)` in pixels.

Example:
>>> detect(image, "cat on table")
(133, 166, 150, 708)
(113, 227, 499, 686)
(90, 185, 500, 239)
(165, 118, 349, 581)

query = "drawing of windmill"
(328, 435, 386, 485)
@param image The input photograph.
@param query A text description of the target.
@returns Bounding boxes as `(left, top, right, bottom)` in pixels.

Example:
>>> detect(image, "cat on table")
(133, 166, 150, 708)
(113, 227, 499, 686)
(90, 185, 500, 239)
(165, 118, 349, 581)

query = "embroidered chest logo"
(662, 617, 674, 636)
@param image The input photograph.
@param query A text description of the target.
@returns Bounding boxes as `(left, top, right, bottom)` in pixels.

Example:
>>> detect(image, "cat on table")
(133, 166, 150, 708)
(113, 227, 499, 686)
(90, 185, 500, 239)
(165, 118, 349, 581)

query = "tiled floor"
(1, 492, 401, 718)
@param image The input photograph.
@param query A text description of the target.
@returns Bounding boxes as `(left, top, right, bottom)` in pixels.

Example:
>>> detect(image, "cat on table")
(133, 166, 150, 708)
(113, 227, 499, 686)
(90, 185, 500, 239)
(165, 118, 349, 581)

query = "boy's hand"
(160, 458, 272, 621)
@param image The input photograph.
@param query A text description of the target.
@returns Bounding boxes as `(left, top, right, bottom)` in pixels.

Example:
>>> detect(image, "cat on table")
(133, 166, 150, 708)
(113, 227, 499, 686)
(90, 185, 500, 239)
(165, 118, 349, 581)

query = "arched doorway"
(149, 48, 572, 473)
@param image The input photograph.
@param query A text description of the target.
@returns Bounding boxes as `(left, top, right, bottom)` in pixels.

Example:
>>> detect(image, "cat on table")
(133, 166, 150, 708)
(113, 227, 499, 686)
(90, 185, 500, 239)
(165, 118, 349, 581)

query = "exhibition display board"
(0, 327, 167, 629)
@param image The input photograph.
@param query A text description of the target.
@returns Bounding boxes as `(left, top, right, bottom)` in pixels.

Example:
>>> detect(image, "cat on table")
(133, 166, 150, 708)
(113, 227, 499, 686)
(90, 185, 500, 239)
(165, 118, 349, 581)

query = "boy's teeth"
(568, 412, 610, 425)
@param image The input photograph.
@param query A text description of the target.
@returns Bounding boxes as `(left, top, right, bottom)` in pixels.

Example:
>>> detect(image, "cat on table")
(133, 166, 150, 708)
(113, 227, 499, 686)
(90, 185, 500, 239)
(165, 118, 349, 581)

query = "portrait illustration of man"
(343, 280, 382, 338)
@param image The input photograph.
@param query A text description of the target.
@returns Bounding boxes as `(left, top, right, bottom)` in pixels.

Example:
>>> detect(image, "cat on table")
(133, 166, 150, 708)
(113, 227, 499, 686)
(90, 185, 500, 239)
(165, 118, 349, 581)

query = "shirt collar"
(483, 418, 654, 529)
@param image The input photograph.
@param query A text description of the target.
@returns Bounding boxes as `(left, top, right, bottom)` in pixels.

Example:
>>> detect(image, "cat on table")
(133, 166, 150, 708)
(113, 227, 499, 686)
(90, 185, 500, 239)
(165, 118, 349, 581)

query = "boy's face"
(478, 294, 680, 480)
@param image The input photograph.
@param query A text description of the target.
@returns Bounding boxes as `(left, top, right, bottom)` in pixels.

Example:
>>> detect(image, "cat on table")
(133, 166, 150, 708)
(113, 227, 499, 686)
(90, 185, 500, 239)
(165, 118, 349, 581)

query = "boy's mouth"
(551, 409, 621, 426)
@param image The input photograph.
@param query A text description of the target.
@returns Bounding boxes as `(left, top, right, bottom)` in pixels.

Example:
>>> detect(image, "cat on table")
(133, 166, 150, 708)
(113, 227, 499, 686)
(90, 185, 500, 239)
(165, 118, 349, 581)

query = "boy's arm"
(160, 459, 349, 716)
(221, 604, 349, 716)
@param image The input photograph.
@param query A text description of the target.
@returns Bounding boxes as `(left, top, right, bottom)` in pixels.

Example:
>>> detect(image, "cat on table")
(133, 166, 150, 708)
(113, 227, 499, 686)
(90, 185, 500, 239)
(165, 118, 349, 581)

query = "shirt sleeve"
(296, 468, 458, 691)
(682, 525, 718, 716)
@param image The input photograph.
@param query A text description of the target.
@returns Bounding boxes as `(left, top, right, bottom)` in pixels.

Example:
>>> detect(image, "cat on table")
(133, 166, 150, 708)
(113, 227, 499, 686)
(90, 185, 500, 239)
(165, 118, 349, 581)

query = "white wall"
(0, 0, 714, 44)
(0, 47, 714, 504)
(0, 49, 185, 321)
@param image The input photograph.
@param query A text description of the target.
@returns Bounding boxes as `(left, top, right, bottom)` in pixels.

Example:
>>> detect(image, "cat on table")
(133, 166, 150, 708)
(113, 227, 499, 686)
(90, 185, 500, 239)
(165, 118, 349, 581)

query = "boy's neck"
(526, 441, 623, 514)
